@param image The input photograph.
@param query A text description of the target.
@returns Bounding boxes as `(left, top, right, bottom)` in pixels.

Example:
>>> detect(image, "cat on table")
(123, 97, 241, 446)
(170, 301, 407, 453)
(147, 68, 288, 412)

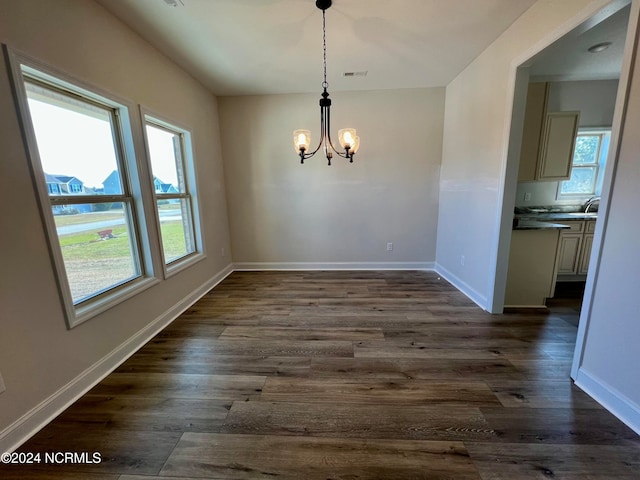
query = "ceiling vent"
(163, 0, 184, 7)
(343, 71, 368, 78)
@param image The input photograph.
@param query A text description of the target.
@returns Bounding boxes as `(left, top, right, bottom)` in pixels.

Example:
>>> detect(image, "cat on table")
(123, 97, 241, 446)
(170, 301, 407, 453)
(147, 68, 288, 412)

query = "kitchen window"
(142, 112, 203, 276)
(557, 129, 610, 199)
(7, 51, 157, 327)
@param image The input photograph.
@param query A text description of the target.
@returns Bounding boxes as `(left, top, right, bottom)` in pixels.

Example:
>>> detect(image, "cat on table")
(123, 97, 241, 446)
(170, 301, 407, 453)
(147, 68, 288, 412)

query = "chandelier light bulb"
(293, 129, 311, 154)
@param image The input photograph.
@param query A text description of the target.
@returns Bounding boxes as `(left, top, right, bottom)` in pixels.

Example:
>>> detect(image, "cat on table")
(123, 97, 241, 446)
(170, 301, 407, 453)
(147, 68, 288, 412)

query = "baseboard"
(574, 367, 640, 436)
(233, 261, 435, 271)
(434, 263, 488, 310)
(0, 263, 234, 453)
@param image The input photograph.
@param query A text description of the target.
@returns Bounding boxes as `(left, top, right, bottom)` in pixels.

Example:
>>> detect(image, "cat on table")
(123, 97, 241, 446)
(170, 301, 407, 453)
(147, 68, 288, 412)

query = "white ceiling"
(529, 3, 630, 82)
(96, 0, 538, 96)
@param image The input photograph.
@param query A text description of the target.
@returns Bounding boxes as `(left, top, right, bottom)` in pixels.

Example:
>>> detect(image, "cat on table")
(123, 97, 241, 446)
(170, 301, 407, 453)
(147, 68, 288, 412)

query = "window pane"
(573, 135, 600, 164)
(25, 81, 123, 195)
(146, 124, 185, 193)
(53, 202, 140, 303)
(157, 199, 195, 263)
(560, 166, 597, 195)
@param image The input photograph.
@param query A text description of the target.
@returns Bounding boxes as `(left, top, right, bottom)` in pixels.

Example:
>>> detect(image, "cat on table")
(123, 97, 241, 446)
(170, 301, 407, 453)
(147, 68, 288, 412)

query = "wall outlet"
(524, 192, 532, 202)
(460, 255, 465, 266)
(221, 247, 225, 257)
(386, 242, 393, 251)
(0, 372, 6, 395)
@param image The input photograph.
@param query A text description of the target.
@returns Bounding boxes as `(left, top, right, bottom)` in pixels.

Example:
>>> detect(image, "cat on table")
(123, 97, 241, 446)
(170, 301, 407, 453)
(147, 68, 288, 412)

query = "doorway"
(497, 1, 632, 318)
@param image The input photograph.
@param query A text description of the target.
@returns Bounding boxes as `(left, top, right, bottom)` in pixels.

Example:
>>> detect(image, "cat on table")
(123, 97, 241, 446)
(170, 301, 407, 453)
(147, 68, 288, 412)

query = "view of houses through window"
(25, 79, 143, 304)
(144, 120, 197, 265)
(11, 57, 203, 326)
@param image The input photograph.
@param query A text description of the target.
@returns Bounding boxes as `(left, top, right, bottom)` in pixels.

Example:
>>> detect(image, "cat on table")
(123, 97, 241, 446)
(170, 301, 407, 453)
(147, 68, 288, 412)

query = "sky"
(27, 98, 179, 190)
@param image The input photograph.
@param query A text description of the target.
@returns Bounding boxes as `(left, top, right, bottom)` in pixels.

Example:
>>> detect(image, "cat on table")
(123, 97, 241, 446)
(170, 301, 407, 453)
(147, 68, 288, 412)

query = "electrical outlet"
(460, 255, 465, 266)
(221, 247, 225, 257)
(524, 192, 532, 202)
(386, 242, 393, 251)
(0, 372, 6, 395)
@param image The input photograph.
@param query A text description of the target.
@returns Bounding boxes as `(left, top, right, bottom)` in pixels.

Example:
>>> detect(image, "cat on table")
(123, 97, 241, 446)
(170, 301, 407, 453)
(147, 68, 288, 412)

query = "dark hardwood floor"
(2, 271, 639, 479)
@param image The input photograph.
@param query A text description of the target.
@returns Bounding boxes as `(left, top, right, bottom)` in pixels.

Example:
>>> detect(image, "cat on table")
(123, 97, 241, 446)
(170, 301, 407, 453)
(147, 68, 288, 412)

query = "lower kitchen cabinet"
(557, 233, 583, 274)
(556, 220, 596, 278)
(505, 229, 561, 307)
(579, 234, 594, 275)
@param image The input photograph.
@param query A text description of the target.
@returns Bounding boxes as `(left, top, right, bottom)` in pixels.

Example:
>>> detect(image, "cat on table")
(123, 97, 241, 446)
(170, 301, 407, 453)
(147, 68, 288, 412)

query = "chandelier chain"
(322, 8, 328, 89)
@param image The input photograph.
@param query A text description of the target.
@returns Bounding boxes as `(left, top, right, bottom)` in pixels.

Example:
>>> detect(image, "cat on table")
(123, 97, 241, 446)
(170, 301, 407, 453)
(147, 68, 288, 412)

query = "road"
(56, 210, 182, 235)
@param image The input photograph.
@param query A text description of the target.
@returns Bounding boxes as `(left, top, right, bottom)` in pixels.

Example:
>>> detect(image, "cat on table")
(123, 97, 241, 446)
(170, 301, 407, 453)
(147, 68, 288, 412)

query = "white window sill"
(71, 276, 161, 328)
(164, 252, 206, 279)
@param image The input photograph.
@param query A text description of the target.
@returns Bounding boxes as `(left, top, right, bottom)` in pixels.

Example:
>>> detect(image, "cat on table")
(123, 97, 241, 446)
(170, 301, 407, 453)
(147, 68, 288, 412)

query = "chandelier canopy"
(293, 0, 360, 166)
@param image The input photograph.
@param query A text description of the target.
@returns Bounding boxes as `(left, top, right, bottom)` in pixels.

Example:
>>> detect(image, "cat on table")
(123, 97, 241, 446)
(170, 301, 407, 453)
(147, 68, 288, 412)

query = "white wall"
(436, 0, 615, 310)
(0, 0, 231, 450)
(515, 79, 619, 206)
(218, 88, 444, 268)
(574, 0, 640, 432)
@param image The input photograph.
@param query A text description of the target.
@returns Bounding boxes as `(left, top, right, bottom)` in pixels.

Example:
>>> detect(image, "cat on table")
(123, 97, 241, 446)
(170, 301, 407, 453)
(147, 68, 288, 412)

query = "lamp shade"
(351, 135, 360, 154)
(293, 129, 311, 153)
(338, 128, 357, 150)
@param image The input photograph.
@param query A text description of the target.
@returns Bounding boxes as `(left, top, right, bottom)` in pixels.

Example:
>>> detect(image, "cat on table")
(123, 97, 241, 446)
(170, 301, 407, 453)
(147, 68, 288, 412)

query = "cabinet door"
(579, 234, 594, 275)
(518, 82, 549, 182)
(556, 233, 583, 274)
(537, 111, 580, 180)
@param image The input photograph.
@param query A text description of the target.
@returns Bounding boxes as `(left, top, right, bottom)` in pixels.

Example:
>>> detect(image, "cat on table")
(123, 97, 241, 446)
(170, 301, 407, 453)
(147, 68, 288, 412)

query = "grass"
(58, 220, 190, 302)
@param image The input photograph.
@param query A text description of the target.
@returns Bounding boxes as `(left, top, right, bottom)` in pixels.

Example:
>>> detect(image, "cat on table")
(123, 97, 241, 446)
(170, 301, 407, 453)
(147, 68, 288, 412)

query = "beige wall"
(436, 0, 614, 309)
(574, 0, 640, 432)
(219, 88, 444, 267)
(0, 0, 230, 448)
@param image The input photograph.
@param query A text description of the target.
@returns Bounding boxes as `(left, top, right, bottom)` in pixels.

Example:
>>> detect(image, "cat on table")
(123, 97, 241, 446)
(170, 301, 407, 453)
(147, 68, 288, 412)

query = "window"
(558, 129, 610, 199)
(7, 53, 157, 327)
(142, 114, 201, 272)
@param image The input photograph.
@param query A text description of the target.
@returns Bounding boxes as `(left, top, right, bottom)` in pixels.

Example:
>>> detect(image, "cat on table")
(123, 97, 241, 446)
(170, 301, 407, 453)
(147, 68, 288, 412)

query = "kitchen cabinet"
(578, 221, 596, 275)
(556, 220, 596, 278)
(579, 234, 594, 275)
(518, 82, 548, 182)
(537, 111, 580, 180)
(556, 221, 584, 274)
(505, 228, 562, 307)
(518, 82, 580, 182)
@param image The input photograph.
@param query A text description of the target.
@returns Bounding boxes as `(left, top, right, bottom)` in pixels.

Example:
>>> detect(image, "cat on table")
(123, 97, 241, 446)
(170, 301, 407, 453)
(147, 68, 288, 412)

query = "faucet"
(583, 196, 600, 213)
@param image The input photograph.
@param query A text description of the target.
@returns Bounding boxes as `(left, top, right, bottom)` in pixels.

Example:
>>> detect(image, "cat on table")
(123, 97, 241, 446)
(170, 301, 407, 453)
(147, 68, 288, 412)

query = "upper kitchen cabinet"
(537, 111, 580, 180)
(518, 81, 580, 182)
(518, 82, 548, 182)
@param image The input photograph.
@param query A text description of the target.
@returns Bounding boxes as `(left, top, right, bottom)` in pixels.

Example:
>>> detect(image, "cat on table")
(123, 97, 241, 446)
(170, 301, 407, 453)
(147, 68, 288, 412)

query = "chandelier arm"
(324, 105, 345, 158)
(301, 105, 327, 159)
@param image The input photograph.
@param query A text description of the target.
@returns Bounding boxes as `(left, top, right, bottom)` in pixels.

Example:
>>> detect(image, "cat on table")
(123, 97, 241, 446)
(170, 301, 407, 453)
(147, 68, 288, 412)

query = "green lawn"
(59, 221, 189, 302)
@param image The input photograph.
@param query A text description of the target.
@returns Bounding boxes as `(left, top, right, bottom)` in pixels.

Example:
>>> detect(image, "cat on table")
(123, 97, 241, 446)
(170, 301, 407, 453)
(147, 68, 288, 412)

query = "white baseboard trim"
(0, 263, 234, 454)
(233, 261, 435, 271)
(434, 263, 488, 310)
(573, 367, 640, 436)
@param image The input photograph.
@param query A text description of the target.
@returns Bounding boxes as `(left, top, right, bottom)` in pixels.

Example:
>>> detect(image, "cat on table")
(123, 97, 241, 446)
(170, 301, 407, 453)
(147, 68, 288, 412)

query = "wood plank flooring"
(2, 271, 638, 479)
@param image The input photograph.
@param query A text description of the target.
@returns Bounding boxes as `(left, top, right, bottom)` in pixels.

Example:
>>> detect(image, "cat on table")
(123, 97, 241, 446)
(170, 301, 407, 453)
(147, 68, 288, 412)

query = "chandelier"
(293, 0, 360, 166)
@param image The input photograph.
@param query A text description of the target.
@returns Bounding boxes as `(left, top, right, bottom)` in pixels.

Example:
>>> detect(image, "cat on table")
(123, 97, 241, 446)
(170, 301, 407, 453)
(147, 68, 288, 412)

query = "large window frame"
(5, 47, 158, 328)
(141, 109, 205, 278)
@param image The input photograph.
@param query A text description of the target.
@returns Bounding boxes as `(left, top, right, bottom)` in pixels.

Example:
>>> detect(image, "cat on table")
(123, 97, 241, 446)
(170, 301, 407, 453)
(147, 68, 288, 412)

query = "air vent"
(343, 71, 368, 78)
(164, 0, 184, 7)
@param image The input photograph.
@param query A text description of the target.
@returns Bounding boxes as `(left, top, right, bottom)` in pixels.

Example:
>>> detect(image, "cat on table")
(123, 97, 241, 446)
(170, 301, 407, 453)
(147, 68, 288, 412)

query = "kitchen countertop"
(516, 212, 598, 221)
(513, 206, 598, 230)
(513, 220, 572, 230)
